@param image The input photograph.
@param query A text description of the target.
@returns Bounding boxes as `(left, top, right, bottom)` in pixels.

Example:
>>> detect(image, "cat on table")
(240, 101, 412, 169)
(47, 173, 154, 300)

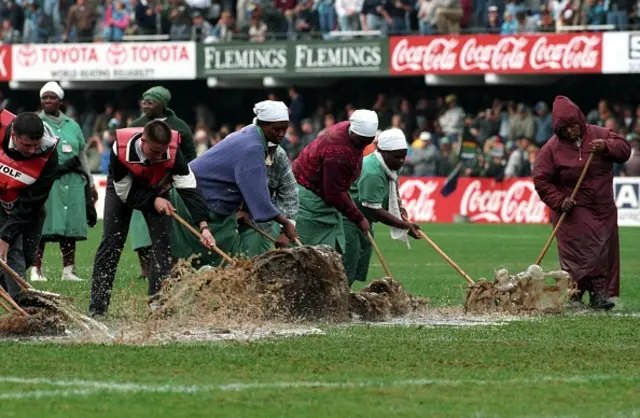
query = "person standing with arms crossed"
(31, 82, 98, 283)
(127, 86, 197, 280)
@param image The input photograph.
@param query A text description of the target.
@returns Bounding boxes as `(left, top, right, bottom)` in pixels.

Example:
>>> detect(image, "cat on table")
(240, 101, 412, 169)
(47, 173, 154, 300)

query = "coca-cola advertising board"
(399, 177, 550, 224)
(11, 42, 196, 81)
(389, 34, 602, 75)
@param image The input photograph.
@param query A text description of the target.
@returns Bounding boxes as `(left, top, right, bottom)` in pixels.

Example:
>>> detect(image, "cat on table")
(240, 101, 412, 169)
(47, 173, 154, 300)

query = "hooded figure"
(533, 96, 631, 310)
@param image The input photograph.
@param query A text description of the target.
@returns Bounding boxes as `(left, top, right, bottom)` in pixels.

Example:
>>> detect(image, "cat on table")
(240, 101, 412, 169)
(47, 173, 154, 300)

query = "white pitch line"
(0, 374, 638, 401)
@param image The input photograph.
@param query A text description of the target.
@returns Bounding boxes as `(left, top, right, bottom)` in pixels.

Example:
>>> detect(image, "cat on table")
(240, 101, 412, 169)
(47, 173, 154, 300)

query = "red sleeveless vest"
(115, 127, 180, 193)
(0, 110, 57, 211)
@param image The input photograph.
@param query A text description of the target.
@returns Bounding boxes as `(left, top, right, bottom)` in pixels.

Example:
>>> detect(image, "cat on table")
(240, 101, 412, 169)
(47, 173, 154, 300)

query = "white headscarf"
(373, 128, 410, 248)
(40, 81, 64, 100)
(377, 128, 408, 151)
(253, 100, 289, 123)
(349, 109, 378, 138)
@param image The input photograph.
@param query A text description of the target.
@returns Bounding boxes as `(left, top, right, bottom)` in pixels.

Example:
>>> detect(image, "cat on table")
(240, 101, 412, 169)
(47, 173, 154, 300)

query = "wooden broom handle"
(171, 212, 234, 264)
(536, 152, 595, 265)
(247, 222, 303, 247)
(418, 230, 474, 285)
(366, 231, 394, 281)
(0, 284, 28, 316)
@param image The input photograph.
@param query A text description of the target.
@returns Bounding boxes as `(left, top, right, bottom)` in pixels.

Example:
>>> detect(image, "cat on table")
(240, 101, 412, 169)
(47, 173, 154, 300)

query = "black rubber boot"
(567, 290, 586, 309)
(589, 278, 615, 311)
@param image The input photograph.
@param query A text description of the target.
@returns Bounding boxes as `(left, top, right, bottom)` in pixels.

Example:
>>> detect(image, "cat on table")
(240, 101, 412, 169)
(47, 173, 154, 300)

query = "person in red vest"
(88, 120, 214, 318)
(0, 111, 59, 300)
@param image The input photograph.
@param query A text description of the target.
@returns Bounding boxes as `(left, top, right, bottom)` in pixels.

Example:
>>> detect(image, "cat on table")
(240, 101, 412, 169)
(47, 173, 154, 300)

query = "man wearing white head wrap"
(293, 109, 378, 251)
(31, 81, 97, 283)
(342, 128, 421, 286)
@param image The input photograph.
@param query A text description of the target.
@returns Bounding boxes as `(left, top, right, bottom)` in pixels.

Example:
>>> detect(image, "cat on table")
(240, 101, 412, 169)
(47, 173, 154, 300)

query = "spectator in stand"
(501, 11, 517, 34)
(417, 0, 438, 34)
(473, 107, 501, 144)
(211, 11, 236, 42)
(388, 0, 412, 34)
(300, 118, 316, 146)
(620, 106, 634, 132)
(168, 0, 192, 40)
(294, 0, 317, 36)
(485, 4, 501, 33)
(336, 0, 362, 32)
(43, 0, 62, 35)
(315, 0, 336, 33)
(582, 0, 605, 25)
(606, 0, 632, 30)
(587, 99, 612, 126)
(275, 0, 297, 36)
(515, 10, 536, 32)
(24, 3, 52, 43)
(186, 0, 211, 18)
(63, 0, 97, 42)
(534, 101, 553, 146)
(191, 10, 214, 41)
(194, 128, 210, 156)
(103, 0, 130, 41)
(135, 0, 161, 35)
(438, 94, 465, 137)
(284, 127, 305, 160)
(508, 103, 535, 143)
(248, 8, 269, 41)
(505, 136, 534, 178)
(537, 6, 555, 31)
(0, 0, 24, 43)
(404, 131, 439, 176)
(435, 0, 463, 34)
(360, 0, 391, 35)
(289, 87, 305, 129)
(436, 136, 456, 176)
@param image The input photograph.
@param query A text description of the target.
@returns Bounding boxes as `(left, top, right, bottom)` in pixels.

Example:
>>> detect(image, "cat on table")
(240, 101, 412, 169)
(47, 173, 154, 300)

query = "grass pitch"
(1, 223, 639, 417)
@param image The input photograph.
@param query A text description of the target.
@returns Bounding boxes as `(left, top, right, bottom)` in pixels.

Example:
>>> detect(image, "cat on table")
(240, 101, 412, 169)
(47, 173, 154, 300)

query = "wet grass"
(0, 223, 639, 417)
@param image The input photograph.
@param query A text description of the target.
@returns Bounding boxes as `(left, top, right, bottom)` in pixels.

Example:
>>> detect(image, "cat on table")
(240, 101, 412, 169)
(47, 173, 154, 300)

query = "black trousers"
(0, 207, 45, 298)
(89, 182, 172, 316)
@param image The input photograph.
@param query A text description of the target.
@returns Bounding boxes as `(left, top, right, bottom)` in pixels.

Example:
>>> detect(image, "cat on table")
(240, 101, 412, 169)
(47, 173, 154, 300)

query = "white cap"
(40, 81, 64, 100)
(349, 109, 379, 138)
(419, 131, 431, 141)
(377, 128, 408, 151)
(253, 100, 289, 123)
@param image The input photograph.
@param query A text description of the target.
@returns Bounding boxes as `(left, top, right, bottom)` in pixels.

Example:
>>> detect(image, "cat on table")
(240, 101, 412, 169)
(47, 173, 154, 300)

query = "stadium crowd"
(46, 89, 638, 180)
(0, 0, 638, 43)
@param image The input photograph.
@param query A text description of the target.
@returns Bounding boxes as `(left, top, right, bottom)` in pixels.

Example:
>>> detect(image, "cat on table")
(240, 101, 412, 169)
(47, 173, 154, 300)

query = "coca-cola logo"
(398, 179, 438, 222)
(459, 180, 547, 223)
(529, 35, 600, 70)
(389, 34, 602, 75)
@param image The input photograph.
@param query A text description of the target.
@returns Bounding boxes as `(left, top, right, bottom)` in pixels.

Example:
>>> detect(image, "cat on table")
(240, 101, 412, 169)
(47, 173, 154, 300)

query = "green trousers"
(170, 192, 241, 267)
(295, 185, 345, 253)
(238, 222, 278, 258)
(342, 218, 373, 286)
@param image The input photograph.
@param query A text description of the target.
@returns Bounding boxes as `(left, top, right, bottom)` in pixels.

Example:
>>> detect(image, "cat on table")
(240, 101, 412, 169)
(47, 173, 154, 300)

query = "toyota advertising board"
(11, 42, 196, 81)
(0, 45, 12, 81)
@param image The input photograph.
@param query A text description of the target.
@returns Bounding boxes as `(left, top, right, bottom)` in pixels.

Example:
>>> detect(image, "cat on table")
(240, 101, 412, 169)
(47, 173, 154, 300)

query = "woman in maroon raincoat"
(533, 96, 631, 310)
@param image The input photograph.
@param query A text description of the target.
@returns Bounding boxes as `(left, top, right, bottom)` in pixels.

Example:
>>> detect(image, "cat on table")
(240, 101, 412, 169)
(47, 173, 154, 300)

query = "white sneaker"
(30, 267, 47, 282)
(62, 265, 83, 281)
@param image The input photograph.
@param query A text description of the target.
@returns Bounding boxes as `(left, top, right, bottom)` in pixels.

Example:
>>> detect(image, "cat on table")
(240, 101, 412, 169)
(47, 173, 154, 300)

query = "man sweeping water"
(0, 111, 58, 300)
(293, 109, 378, 253)
(171, 100, 298, 266)
(533, 96, 630, 310)
(127, 86, 197, 281)
(343, 128, 421, 286)
(89, 120, 213, 317)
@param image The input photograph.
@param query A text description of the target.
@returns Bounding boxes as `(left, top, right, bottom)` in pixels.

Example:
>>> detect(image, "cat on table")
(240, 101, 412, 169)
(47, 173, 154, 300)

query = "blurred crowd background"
(0, 0, 639, 43)
(3, 81, 638, 181)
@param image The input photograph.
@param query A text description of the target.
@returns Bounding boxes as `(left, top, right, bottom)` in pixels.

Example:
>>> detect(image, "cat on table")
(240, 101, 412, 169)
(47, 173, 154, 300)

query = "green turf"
(1, 223, 640, 418)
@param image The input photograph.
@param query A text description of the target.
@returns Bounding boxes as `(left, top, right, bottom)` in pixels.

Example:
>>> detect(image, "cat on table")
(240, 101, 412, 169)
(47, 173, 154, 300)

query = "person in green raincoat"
(174, 100, 298, 267)
(292, 109, 378, 253)
(127, 86, 197, 279)
(342, 128, 421, 286)
(237, 142, 298, 257)
(31, 81, 98, 283)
